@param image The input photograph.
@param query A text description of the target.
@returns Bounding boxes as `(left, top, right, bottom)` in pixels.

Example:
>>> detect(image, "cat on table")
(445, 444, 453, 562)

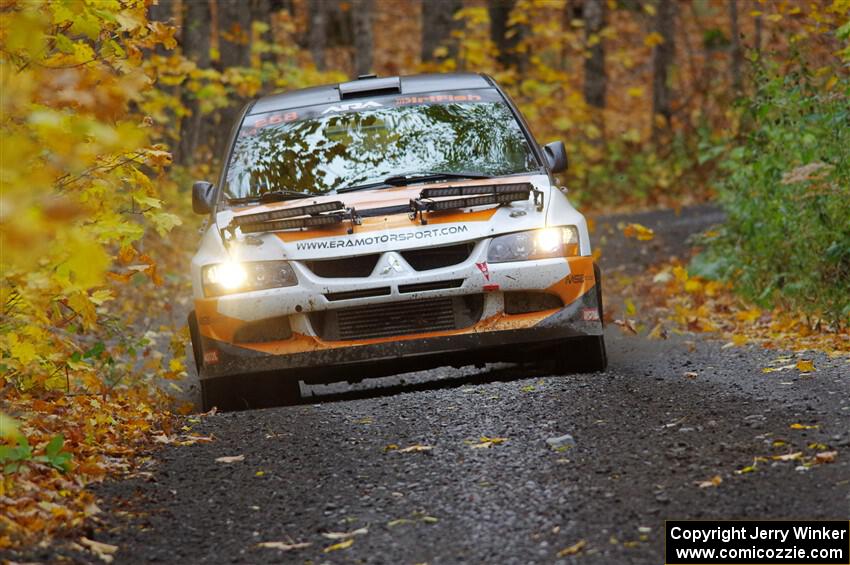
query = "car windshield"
(222, 91, 541, 203)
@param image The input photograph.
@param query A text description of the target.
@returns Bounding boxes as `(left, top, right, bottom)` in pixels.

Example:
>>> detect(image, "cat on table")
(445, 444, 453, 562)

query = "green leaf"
(53, 33, 75, 54)
(45, 434, 64, 458)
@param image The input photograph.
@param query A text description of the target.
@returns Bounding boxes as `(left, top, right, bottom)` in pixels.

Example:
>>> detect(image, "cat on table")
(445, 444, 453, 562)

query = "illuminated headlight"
(202, 260, 297, 297)
(487, 227, 580, 263)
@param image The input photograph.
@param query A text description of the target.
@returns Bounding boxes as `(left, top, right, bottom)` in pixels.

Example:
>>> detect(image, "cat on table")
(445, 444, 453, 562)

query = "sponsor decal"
(475, 262, 490, 282)
(244, 112, 298, 135)
(240, 90, 501, 136)
(203, 349, 220, 365)
(322, 100, 383, 114)
(582, 308, 600, 322)
(565, 273, 593, 284)
(395, 94, 483, 105)
(295, 225, 469, 251)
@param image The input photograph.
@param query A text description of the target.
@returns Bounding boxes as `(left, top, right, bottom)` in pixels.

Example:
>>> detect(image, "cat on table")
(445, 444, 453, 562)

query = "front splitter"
(199, 323, 599, 385)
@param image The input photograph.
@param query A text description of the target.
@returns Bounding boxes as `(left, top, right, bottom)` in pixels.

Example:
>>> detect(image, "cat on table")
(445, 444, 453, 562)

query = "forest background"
(1, 0, 848, 549)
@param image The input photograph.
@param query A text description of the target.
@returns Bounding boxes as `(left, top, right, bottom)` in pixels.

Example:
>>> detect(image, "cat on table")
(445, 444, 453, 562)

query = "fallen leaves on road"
(257, 541, 311, 551)
(613, 318, 638, 334)
(790, 423, 819, 430)
(323, 538, 354, 552)
(605, 259, 849, 354)
(469, 436, 508, 449)
(384, 444, 433, 453)
(388, 512, 439, 527)
(322, 527, 368, 540)
(153, 433, 214, 446)
(695, 475, 723, 488)
(0, 389, 175, 549)
(815, 451, 837, 464)
(621, 222, 655, 241)
(735, 457, 764, 475)
(772, 452, 803, 462)
(398, 445, 434, 453)
(762, 364, 797, 373)
(557, 539, 587, 557)
(795, 359, 815, 372)
(215, 455, 245, 463)
(79, 537, 119, 563)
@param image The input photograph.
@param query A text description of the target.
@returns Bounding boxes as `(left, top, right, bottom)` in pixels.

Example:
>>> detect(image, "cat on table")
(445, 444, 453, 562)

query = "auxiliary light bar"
(239, 213, 345, 234)
(409, 188, 532, 225)
(419, 183, 533, 199)
(230, 200, 345, 227)
(419, 191, 530, 211)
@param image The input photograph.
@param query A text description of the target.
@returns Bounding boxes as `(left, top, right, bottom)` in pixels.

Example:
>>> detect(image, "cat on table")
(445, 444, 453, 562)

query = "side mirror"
(192, 181, 215, 215)
(542, 141, 568, 173)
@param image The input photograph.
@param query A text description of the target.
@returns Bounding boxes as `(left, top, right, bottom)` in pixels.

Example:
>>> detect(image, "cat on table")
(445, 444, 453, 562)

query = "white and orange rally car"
(188, 73, 606, 410)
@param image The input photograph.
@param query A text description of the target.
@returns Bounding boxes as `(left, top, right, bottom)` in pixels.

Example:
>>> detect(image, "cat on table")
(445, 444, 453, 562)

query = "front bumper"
(194, 256, 603, 383)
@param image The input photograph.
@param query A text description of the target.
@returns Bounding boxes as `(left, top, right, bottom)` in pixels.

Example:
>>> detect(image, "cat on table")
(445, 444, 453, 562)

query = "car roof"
(248, 73, 495, 115)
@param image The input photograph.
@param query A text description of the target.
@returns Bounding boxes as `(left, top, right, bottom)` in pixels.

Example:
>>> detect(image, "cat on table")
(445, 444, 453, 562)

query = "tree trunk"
(251, 0, 274, 63)
(351, 0, 373, 76)
(218, 0, 253, 69)
(216, 0, 253, 160)
(729, 0, 742, 93)
(489, 0, 526, 71)
(651, 0, 676, 139)
(421, 0, 463, 62)
(583, 0, 606, 109)
(308, 0, 328, 70)
(177, 0, 212, 165)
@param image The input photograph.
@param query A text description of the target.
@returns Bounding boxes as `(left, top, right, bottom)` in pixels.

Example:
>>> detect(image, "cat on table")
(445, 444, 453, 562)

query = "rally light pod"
(231, 201, 346, 227)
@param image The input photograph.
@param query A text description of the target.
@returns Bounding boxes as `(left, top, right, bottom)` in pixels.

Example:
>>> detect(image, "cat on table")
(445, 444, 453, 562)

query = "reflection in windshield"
(223, 101, 539, 201)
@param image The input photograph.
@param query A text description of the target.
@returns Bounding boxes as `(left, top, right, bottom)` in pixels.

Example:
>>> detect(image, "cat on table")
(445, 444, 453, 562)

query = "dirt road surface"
(15, 206, 850, 564)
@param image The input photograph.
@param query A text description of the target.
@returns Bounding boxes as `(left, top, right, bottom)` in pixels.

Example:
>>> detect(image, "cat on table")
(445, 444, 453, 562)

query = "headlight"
(487, 227, 580, 263)
(202, 260, 297, 297)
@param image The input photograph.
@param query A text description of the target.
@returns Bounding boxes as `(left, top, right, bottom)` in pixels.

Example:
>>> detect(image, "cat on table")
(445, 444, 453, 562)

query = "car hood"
(215, 174, 556, 262)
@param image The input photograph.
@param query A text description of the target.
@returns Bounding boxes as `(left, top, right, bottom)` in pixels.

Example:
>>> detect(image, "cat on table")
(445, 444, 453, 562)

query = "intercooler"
(310, 295, 484, 341)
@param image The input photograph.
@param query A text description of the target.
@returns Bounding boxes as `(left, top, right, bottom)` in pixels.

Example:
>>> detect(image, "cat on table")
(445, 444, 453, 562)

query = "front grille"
(401, 243, 475, 271)
(398, 279, 464, 294)
(305, 254, 379, 278)
(311, 295, 483, 341)
(325, 287, 391, 301)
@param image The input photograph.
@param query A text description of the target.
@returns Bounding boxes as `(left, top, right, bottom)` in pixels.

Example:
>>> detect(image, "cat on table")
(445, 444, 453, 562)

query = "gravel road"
(23, 206, 850, 564)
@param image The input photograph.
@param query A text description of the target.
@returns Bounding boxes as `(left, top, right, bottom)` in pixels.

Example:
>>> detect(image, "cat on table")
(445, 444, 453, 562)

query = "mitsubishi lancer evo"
(188, 73, 606, 411)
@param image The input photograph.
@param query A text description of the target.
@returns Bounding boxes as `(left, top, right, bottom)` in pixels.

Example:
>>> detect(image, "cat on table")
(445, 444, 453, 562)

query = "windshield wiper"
(337, 171, 491, 194)
(228, 190, 314, 205)
(336, 181, 391, 194)
(383, 170, 491, 186)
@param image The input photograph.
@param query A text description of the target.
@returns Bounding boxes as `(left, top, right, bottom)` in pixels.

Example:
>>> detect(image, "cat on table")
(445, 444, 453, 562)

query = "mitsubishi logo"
(380, 256, 404, 275)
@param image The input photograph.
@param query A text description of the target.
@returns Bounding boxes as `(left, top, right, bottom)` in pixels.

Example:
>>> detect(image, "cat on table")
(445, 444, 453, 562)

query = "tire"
(191, 311, 301, 411)
(547, 336, 608, 375)
(594, 262, 604, 325)
(201, 373, 301, 412)
(188, 311, 203, 372)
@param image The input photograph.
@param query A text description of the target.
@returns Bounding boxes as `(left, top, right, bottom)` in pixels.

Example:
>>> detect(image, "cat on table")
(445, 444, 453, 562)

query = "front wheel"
(201, 373, 301, 412)
(546, 335, 608, 375)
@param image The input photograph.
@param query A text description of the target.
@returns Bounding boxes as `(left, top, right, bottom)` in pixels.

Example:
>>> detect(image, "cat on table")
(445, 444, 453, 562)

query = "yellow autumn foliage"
(1, 0, 182, 392)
